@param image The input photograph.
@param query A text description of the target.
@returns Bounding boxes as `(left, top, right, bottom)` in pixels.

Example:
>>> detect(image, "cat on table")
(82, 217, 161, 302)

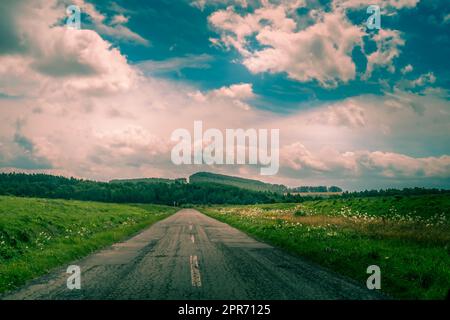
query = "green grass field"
(199, 194, 450, 299)
(0, 196, 177, 294)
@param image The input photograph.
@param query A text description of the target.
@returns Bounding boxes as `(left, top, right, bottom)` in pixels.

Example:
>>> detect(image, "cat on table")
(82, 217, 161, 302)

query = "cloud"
(408, 72, 436, 88)
(0, 0, 29, 55)
(90, 126, 172, 167)
(364, 29, 405, 77)
(137, 54, 214, 74)
(281, 143, 450, 179)
(307, 99, 366, 128)
(332, 0, 419, 10)
(281, 142, 330, 172)
(0, 1, 138, 96)
(207, 1, 407, 87)
(1, 82, 449, 187)
(211, 83, 255, 99)
(396, 72, 438, 94)
(401, 64, 413, 74)
(0, 123, 53, 170)
(189, 83, 256, 110)
(0, 55, 39, 96)
(243, 12, 362, 87)
(360, 151, 450, 178)
(190, 0, 248, 11)
(71, 0, 150, 46)
(111, 14, 129, 25)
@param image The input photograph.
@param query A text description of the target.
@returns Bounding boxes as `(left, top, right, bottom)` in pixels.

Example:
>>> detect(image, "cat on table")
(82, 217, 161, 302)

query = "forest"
(0, 173, 448, 205)
(0, 173, 301, 205)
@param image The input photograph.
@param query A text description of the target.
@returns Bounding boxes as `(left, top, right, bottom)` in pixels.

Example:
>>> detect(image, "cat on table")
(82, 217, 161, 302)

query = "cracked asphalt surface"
(3, 209, 384, 300)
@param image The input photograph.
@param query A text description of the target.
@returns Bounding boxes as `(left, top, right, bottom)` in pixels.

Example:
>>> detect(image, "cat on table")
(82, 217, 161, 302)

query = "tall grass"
(200, 194, 450, 299)
(0, 196, 176, 294)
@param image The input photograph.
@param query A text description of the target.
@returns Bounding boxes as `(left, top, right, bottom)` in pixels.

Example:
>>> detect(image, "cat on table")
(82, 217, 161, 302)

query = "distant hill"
(189, 172, 288, 193)
(189, 172, 343, 195)
(110, 178, 187, 184)
(110, 173, 342, 194)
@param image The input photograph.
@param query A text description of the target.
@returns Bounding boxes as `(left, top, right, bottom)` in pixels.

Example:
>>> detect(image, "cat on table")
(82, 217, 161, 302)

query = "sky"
(0, 0, 449, 190)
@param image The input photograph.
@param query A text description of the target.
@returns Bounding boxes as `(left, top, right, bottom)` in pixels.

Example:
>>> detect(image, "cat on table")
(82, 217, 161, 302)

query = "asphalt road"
(3, 209, 383, 300)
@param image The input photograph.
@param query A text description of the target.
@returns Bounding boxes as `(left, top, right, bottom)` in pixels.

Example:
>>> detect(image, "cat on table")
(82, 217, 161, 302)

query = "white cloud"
(190, 0, 249, 11)
(111, 14, 129, 25)
(244, 11, 362, 87)
(37, 28, 137, 94)
(0, 1, 139, 96)
(408, 72, 436, 88)
(0, 55, 39, 96)
(281, 142, 329, 172)
(401, 64, 413, 74)
(307, 99, 366, 128)
(332, 0, 419, 10)
(211, 83, 255, 99)
(71, 0, 149, 46)
(2, 80, 449, 186)
(208, 1, 407, 87)
(365, 29, 405, 77)
(137, 54, 213, 74)
(91, 125, 172, 167)
(282, 143, 450, 179)
(360, 151, 450, 178)
(395, 72, 439, 94)
(189, 83, 256, 110)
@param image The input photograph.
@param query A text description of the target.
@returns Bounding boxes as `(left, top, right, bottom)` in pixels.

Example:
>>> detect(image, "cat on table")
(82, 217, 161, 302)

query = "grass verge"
(0, 196, 177, 294)
(199, 195, 450, 300)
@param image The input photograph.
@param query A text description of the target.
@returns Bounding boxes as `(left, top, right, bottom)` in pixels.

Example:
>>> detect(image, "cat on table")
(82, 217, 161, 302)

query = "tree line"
(0, 173, 302, 205)
(341, 188, 450, 198)
(290, 186, 342, 193)
(0, 173, 447, 205)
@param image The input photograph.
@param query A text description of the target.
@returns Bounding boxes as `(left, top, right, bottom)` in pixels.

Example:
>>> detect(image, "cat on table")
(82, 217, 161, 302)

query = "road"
(3, 209, 383, 300)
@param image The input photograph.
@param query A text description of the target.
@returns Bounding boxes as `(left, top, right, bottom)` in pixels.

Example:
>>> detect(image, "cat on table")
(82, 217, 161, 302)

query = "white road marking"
(190, 255, 202, 287)
(191, 234, 195, 243)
